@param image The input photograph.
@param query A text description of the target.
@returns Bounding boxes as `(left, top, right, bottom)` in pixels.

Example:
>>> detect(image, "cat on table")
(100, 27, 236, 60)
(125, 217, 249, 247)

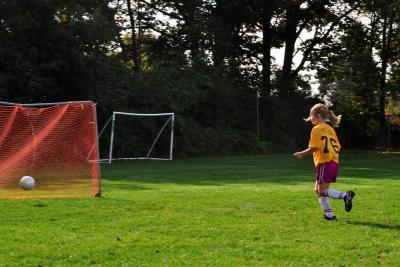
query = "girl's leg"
(318, 182, 330, 197)
(317, 182, 336, 219)
(322, 185, 355, 213)
(314, 180, 319, 197)
(325, 188, 347, 199)
(319, 161, 349, 200)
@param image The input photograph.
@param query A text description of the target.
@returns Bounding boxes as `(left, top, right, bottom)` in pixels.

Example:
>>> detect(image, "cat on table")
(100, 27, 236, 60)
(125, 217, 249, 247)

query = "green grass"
(1, 152, 400, 266)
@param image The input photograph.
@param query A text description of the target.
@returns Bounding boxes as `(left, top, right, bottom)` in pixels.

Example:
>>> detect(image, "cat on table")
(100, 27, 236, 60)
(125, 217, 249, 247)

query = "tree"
(374, 0, 398, 143)
(277, 0, 359, 97)
(316, 17, 382, 146)
(0, 0, 131, 106)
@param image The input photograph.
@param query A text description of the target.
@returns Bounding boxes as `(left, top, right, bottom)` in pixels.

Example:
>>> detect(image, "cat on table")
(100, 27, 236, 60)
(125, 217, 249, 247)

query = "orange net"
(0, 102, 101, 198)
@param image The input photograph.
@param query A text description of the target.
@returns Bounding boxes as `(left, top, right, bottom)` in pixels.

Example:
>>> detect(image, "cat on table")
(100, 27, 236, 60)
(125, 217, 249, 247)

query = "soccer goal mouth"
(0, 100, 102, 198)
(97, 111, 175, 163)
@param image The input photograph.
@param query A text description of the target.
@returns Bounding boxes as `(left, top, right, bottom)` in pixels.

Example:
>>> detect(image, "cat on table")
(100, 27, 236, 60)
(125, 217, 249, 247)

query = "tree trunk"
(117, 33, 129, 64)
(279, 2, 299, 97)
(212, 0, 226, 67)
(261, 8, 272, 96)
(185, 1, 201, 66)
(378, 10, 394, 145)
(127, 0, 141, 74)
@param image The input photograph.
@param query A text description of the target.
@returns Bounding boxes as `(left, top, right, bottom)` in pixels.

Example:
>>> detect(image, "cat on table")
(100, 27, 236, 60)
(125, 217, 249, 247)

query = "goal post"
(99, 111, 175, 163)
(0, 101, 101, 198)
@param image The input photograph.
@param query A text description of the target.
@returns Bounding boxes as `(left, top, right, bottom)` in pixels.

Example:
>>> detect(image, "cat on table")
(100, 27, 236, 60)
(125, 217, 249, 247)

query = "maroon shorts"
(316, 161, 339, 184)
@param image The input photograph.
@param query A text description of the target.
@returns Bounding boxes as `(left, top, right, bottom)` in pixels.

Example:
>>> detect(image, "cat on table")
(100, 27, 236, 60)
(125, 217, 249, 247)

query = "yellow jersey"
(308, 123, 341, 166)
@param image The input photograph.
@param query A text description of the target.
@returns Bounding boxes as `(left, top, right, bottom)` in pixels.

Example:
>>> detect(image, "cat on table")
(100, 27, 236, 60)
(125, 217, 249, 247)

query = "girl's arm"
(293, 147, 318, 159)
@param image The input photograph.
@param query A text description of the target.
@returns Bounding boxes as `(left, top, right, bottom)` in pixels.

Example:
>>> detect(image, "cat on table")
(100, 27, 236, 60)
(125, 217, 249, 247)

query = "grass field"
(1, 152, 400, 266)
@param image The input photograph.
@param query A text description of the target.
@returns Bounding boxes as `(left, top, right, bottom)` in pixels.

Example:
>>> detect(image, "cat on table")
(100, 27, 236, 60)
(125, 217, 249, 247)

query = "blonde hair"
(305, 103, 342, 128)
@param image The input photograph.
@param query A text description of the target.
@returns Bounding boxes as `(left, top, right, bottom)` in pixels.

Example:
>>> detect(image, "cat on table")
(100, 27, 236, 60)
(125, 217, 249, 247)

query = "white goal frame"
(99, 111, 175, 163)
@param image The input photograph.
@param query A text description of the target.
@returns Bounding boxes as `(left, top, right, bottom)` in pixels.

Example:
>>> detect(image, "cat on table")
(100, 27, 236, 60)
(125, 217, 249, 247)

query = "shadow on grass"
(103, 173, 313, 187)
(346, 221, 400, 231)
(104, 183, 155, 191)
(100, 155, 315, 186)
(100, 153, 400, 186)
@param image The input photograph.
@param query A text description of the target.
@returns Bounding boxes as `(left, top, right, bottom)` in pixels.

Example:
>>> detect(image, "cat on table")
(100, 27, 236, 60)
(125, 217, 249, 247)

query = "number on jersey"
(321, 136, 339, 153)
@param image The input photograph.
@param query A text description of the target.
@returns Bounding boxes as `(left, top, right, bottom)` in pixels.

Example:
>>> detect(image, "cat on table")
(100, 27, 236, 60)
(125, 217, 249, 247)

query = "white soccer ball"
(20, 176, 35, 190)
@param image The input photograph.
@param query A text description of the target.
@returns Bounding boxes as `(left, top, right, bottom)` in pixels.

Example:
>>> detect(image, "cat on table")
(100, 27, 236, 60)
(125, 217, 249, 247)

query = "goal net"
(0, 101, 101, 198)
(98, 112, 175, 163)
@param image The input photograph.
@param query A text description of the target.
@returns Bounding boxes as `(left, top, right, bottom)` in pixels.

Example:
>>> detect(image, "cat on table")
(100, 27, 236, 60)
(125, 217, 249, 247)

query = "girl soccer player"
(293, 103, 355, 220)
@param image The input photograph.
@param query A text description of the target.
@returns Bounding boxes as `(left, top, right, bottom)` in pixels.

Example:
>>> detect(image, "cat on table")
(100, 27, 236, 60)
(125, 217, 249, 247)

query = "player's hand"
(293, 152, 304, 159)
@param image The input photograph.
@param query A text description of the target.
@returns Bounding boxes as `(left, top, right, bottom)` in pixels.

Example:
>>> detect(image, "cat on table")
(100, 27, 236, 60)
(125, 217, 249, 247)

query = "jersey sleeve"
(308, 127, 320, 149)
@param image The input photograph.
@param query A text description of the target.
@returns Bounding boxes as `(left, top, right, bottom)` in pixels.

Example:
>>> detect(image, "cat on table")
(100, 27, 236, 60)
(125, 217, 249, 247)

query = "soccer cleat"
(324, 215, 337, 220)
(344, 191, 355, 212)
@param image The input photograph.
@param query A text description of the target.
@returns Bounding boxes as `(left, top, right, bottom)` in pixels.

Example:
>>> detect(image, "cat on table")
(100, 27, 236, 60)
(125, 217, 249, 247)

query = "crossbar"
(113, 111, 174, 117)
(0, 101, 94, 107)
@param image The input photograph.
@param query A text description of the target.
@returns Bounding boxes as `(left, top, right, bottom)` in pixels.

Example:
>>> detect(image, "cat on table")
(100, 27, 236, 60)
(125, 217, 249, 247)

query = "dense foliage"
(1, 0, 399, 156)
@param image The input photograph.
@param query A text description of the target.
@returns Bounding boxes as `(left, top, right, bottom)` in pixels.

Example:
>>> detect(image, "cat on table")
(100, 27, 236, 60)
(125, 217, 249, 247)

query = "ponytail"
(329, 110, 342, 128)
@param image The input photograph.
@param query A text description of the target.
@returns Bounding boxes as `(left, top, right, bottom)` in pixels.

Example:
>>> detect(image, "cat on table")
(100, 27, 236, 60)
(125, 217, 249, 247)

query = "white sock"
(326, 189, 347, 199)
(319, 197, 335, 218)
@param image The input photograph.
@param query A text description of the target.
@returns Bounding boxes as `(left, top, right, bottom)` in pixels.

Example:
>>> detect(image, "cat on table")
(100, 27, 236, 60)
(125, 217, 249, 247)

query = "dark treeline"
(1, 0, 400, 157)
